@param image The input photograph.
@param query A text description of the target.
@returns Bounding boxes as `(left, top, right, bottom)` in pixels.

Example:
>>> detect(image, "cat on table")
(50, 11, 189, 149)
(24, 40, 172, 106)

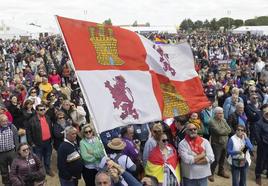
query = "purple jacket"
(122, 137, 139, 162)
(10, 153, 45, 186)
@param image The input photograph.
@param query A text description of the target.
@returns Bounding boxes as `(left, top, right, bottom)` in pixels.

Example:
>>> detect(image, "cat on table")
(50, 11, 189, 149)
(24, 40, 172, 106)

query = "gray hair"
(64, 126, 77, 138)
(235, 102, 244, 109)
(95, 170, 112, 186)
(214, 107, 223, 113)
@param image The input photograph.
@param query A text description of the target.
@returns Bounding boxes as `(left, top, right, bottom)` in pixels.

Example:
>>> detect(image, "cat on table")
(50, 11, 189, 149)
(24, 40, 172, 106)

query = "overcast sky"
(0, 0, 267, 29)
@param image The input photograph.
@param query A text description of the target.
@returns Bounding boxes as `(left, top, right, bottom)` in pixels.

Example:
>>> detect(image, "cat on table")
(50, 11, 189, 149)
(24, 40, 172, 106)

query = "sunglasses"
(31, 91, 36, 93)
(22, 148, 29, 152)
(84, 130, 92, 134)
(162, 139, 169, 143)
(188, 128, 197, 132)
(153, 130, 161, 133)
(58, 117, 65, 120)
(38, 108, 46, 111)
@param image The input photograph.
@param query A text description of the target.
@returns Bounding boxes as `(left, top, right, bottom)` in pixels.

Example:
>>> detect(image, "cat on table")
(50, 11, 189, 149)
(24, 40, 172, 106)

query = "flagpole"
(54, 15, 108, 156)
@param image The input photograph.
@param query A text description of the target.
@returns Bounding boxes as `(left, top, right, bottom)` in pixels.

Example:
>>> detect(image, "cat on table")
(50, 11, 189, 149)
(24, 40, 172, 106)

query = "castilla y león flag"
(56, 16, 210, 132)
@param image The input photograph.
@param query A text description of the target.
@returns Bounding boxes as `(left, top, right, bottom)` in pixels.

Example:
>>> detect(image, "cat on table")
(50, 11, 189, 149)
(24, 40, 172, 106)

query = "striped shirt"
(0, 126, 15, 152)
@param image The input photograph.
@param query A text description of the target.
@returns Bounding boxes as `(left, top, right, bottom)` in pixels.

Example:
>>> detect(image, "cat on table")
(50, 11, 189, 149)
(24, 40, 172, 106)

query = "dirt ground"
(3, 150, 268, 186)
(44, 150, 268, 186)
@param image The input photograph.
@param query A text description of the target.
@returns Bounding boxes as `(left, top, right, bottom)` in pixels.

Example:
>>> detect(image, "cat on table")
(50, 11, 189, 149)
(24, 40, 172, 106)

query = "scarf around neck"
(185, 134, 204, 154)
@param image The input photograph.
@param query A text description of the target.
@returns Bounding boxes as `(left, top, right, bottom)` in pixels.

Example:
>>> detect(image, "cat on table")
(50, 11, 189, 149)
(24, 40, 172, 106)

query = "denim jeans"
(60, 178, 78, 186)
(231, 163, 248, 186)
(183, 177, 208, 186)
(33, 140, 52, 172)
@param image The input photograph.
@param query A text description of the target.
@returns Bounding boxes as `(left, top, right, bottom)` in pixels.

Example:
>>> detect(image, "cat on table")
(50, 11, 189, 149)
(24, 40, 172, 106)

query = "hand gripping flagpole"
(54, 15, 108, 156)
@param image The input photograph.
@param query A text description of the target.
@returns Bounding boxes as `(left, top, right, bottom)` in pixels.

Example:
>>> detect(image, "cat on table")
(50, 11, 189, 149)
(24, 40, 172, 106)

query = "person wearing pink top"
(48, 69, 61, 85)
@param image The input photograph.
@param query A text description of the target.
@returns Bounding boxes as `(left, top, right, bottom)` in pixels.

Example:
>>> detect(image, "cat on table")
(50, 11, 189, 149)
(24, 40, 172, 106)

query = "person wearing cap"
(80, 124, 105, 186)
(255, 105, 268, 185)
(143, 122, 163, 166)
(99, 138, 136, 174)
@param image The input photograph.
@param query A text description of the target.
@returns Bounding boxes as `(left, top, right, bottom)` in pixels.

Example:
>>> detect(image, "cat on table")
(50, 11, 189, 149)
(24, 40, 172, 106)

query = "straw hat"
(107, 138, 126, 150)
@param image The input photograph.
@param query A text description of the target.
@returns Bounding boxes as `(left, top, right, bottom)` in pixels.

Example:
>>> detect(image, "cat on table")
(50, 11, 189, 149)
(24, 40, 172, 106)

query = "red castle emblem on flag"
(153, 44, 176, 76)
(105, 75, 139, 120)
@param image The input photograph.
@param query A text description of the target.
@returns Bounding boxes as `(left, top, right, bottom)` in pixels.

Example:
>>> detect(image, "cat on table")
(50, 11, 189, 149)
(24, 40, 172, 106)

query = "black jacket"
(255, 117, 268, 145)
(52, 122, 70, 150)
(26, 114, 53, 146)
(57, 141, 83, 180)
(245, 103, 261, 123)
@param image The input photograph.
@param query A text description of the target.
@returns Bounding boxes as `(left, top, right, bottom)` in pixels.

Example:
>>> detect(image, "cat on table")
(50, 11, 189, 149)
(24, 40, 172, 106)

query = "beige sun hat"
(107, 138, 126, 150)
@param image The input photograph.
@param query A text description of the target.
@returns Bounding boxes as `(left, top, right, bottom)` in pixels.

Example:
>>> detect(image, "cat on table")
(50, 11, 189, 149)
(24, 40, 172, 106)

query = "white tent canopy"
(232, 26, 268, 35)
(121, 26, 177, 34)
(0, 21, 58, 39)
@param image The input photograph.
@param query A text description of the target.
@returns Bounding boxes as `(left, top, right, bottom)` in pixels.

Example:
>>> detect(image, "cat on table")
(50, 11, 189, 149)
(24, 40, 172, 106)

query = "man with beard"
(178, 123, 214, 186)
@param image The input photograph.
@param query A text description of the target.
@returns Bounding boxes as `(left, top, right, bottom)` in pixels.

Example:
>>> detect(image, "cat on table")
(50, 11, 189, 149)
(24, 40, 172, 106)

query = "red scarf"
(185, 134, 204, 154)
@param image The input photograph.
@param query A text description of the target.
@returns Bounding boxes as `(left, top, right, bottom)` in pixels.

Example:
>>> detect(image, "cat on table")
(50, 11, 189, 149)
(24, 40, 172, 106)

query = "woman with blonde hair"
(145, 133, 181, 186)
(80, 124, 105, 186)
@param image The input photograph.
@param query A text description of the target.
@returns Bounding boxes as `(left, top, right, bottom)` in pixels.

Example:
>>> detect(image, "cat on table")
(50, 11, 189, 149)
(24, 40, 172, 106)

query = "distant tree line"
(179, 16, 268, 32)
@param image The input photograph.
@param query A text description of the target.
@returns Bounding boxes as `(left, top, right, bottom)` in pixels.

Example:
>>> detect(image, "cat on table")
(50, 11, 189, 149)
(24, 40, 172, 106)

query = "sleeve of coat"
(9, 159, 23, 186)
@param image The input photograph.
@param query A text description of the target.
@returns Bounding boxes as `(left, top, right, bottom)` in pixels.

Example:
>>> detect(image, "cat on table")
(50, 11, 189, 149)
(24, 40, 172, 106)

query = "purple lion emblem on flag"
(104, 75, 139, 120)
(153, 44, 176, 76)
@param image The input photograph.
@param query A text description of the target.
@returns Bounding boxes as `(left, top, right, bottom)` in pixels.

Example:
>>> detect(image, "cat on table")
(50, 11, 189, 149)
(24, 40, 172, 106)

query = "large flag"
(56, 16, 210, 132)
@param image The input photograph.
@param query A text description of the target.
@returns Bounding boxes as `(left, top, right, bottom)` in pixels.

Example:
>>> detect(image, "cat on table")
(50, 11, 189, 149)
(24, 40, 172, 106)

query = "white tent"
(0, 25, 29, 39)
(121, 26, 177, 34)
(0, 21, 58, 40)
(232, 26, 268, 35)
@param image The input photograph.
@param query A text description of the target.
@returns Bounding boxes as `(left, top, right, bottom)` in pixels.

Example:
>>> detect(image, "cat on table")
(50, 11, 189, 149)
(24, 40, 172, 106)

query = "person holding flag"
(145, 132, 181, 185)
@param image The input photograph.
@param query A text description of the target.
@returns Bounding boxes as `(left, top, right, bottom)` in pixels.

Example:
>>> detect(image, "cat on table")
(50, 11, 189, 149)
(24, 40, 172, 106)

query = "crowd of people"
(0, 31, 267, 186)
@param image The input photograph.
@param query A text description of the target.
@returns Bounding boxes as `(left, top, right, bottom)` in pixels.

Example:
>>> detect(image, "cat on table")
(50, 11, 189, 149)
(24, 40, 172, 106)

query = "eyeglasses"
(22, 148, 29, 152)
(84, 130, 92, 134)
(188, 128, 197, 132)
(38, 108, 46, 111)
(162, 139, 169, 143)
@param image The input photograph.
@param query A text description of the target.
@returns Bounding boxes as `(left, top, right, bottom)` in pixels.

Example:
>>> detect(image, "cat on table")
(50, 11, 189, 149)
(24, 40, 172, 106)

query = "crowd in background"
(0, 31, 267, 186)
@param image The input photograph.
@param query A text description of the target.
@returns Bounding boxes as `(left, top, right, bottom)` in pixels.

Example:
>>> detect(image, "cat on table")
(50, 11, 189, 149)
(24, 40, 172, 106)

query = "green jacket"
(80, 137, 105, 165)
(209, 118, 231, 146)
